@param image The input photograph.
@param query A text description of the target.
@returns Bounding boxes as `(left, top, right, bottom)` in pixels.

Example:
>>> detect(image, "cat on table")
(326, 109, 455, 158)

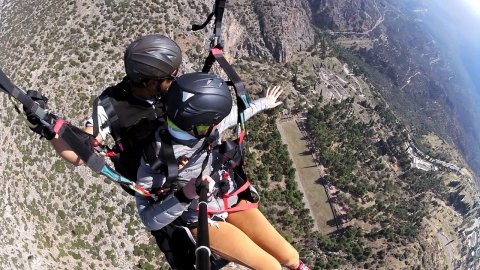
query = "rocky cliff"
(0, 0, 478, 269)
(251, 0, 314, 62)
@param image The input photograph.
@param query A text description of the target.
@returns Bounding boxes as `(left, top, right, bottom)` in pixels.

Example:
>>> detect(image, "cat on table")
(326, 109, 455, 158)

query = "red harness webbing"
(205, 178, 258, 214)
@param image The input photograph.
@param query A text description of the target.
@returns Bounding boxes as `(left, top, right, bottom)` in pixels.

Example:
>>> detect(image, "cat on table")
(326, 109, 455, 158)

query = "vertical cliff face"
(251, 0, 315, 62)
(220, 0, 315, 63)
(308, 0, 382, 32)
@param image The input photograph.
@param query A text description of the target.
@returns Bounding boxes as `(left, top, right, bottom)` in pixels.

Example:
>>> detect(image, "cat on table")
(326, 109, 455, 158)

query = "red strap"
(237, 130, 245, 145)
(212, 47, 222, 55)
(208, 201, 258, 214)
(53, 118, 66, 133)
(105, 151, 117, 157)
(206, 179, 258, 214)
(133, 184, 152, 197)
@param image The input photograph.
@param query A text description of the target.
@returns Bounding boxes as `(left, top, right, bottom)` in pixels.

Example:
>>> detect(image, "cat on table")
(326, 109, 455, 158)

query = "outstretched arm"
(50, 126, 102, 166)
(263, 85, 284, 109)
(219, 85, 284, 131)
(50, 104, 110, 166)
(243, 85, 284, 120)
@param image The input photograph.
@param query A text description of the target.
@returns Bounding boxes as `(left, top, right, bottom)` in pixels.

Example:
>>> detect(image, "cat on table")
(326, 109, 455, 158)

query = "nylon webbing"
(212, 0, 226, 45)
(92, 97, 100, 137)
(53, 119, 105, 172)
(158, 128, 178, 189)
(101, 96, 121, 141)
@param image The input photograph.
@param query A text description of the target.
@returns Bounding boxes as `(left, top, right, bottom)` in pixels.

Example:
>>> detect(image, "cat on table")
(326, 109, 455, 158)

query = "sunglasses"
(156, 70, 179, 82)
(194, 125, 212, 134)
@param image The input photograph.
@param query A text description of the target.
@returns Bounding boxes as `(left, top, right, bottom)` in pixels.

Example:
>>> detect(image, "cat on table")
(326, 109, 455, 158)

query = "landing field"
(277, 119, 336, 234)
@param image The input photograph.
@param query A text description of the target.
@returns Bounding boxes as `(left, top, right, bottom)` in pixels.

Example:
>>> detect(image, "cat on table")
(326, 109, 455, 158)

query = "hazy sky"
(421, 0, 480, 173)
(450, 0, 480, 93)
(423, 0, 480, 94)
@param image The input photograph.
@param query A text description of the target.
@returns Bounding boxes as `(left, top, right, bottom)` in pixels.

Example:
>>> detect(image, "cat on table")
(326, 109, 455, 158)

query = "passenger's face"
(157, 70, 178, 96)
(157, 79, 173, 95)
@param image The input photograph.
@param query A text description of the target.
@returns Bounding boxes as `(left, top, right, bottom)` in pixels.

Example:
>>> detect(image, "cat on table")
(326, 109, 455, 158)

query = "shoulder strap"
(160, 132, 216, 190)
(92, 97, 100, 137)
(159, 128, 178, 189)
(143, 125, 180, 191)
(101, 95, 122, 141)
(92, 91, 122, 141)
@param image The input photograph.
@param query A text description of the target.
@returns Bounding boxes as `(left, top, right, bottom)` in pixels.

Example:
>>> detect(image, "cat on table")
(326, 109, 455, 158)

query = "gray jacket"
(136, 98, 269, 231)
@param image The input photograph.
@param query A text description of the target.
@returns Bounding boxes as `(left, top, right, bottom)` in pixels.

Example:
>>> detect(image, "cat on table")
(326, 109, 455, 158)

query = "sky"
(422, 0, 480, 93)
(424, 0, 480, 173)
(411, 0, 480, 174)
(445, 0, 480, 93)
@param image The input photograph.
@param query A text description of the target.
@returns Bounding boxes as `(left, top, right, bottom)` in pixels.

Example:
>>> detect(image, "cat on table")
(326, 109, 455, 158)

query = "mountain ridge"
(0, 0, 479, 269)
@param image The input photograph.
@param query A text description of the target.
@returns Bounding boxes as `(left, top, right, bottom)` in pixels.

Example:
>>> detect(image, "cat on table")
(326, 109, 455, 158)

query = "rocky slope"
(0, 0, 478, 269)
(308, 0, 480, 181)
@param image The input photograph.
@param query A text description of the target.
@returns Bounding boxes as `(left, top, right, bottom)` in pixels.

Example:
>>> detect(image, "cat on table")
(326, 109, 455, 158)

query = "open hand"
(264, 85, 283, 109)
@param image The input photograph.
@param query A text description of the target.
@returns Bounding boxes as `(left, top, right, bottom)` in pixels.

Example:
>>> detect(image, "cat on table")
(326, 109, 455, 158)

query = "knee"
(278, 247, 299, 269)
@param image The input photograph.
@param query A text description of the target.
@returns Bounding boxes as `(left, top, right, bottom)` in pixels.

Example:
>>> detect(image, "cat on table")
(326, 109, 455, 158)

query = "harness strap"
(53, 119, 104, 172)
(92, 94, 124, 157)
(101, 95, 123, 149)
(191, 11, 215, 31)
(202, 46, 249, 155)
(212, 0, 226, 46)
(192, 0, 227, 47)
(206, 178, 258, 214)
(158, 128, 178, 190)
(197, 142, 213, 180)
(92, 97, 100, 138)
(202, 47, 249, 111)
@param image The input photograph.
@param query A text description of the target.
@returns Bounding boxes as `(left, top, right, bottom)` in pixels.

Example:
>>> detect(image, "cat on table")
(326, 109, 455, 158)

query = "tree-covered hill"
(0, 0, 478, 269)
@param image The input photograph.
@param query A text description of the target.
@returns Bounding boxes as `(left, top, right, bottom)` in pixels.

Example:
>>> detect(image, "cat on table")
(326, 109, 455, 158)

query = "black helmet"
(124, 34, 182, 83)
(166, 72, 233, 132)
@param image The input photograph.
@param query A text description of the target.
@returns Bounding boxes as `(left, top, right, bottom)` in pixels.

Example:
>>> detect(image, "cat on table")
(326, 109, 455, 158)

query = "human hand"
(23, 90, 56, 140)
(183, 175, 215, 199)
(264, 85, 283, 109)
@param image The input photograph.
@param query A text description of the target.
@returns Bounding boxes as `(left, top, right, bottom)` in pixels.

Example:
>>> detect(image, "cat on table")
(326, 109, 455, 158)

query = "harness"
(191, 0, 255, 212)
(143, 129, 259, 214)
(192, 2, 256, 268)
(193, 0, 250, 146)
(91, 78, 165, 195)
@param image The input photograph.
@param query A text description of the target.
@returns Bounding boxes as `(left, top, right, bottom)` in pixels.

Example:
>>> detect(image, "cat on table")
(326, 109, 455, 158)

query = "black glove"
(23, 90, 56, 140)
(217, 179, 230, 198)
